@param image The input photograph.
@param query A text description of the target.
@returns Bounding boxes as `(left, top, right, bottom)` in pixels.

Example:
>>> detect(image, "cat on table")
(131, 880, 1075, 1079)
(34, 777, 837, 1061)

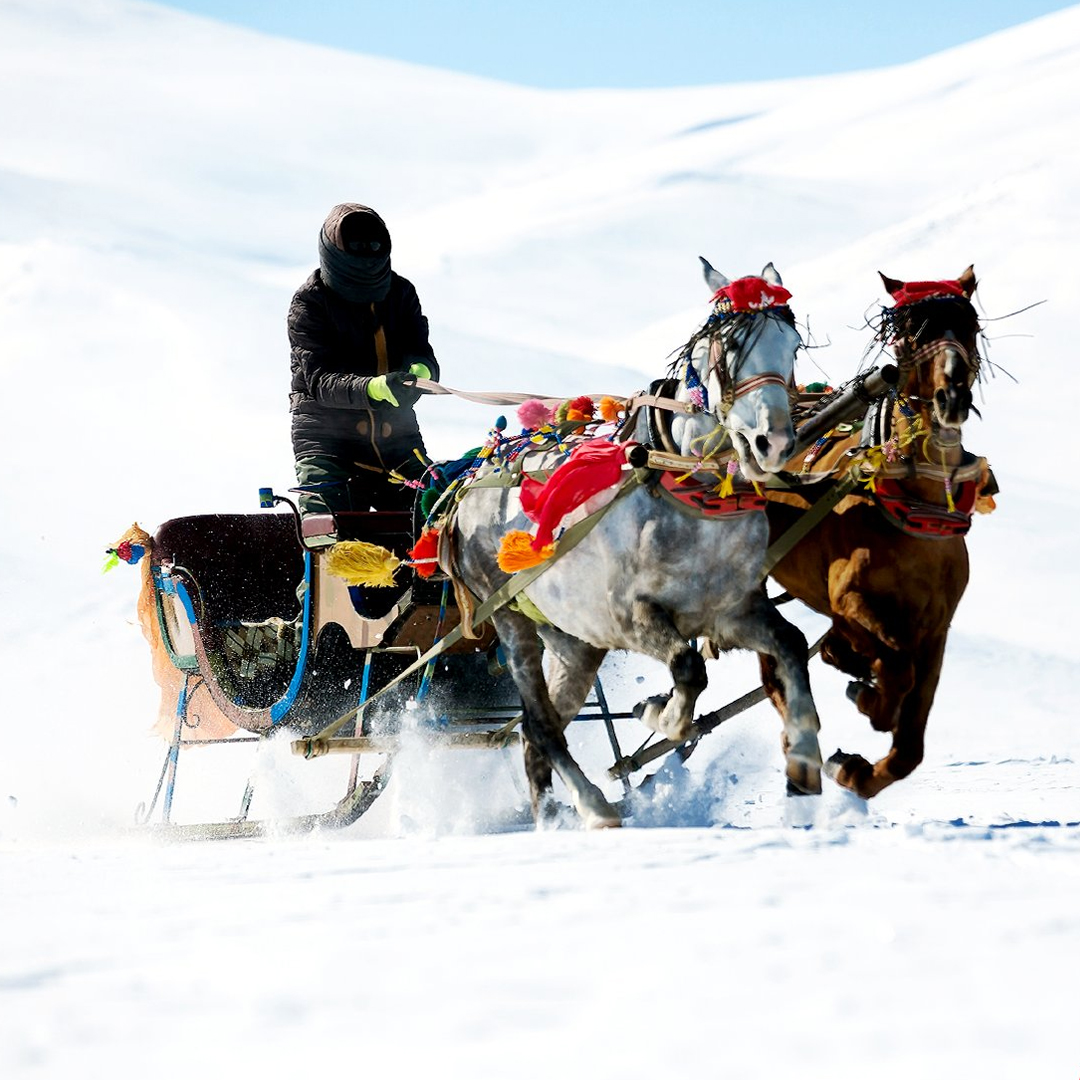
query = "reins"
(415, 376, 697, 420)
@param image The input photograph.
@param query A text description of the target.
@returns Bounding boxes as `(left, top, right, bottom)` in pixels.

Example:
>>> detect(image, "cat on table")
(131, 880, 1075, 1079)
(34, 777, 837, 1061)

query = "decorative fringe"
(497, 530, 556, 573)
(104, 523, 152, 573)
(324, 541, 401, 587)
(975, 462, 997, 515)
(420, 486, 443, 519)
(718, 460, 738, 499)
(408, 528, 441, 578)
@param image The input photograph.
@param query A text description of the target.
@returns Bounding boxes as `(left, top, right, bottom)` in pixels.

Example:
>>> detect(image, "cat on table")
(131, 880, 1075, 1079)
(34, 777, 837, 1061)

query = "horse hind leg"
(492, 611, 620, 829)
(628, 598, 708, 742)
(526, 626, 608, 821)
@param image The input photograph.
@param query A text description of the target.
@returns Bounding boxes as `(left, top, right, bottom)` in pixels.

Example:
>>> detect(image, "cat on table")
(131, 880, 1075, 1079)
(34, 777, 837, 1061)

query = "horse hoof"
(846, 680, 870, 704)
(633, 695, 667, 731)
(824, 750, 863, 786)
(535, 794, 562, 824)
(584, 810, 623, 830)
(634, 695, 692, 740)
(786, 759, 822, 796)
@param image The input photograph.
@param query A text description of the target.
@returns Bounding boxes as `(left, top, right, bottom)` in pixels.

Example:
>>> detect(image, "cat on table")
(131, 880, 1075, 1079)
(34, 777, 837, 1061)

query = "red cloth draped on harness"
(888, 279, 967, 307)
(519, 440, 629, 550)
(710, 276, 792, 311)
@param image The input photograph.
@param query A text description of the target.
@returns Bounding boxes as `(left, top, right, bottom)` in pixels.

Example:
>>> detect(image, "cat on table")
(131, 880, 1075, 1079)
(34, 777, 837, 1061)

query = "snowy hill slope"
(1, 8, 1079, 1077)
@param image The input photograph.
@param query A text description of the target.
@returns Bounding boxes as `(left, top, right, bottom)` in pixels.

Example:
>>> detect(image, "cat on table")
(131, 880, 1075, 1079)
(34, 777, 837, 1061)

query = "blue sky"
(157, 0, 1075, 87)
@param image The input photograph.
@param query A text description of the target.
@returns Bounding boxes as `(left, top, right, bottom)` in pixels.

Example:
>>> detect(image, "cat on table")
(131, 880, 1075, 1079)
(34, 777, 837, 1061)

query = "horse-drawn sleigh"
(109, 261, 997, 838)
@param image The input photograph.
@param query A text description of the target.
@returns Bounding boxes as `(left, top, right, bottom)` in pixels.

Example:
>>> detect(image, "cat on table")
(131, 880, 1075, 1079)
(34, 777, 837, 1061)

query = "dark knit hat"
(319, 204, 392, 302)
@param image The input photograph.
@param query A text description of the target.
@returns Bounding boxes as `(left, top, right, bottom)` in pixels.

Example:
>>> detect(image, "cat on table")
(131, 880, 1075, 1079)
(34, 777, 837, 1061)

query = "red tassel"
(408, 527, 441, 578)
(566, 395, 595, 423)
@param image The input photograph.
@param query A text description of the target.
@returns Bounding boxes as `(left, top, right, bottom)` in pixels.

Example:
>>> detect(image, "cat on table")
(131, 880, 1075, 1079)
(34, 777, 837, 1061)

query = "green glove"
(408, 362, 432, 381)
(366, 374, 400, 406)
(366, 371, 421, 408)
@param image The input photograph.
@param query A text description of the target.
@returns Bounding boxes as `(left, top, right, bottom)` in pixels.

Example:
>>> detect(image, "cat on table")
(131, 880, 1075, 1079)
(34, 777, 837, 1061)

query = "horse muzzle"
(933, 382, 972, 428)
(732, 422, 795, 479)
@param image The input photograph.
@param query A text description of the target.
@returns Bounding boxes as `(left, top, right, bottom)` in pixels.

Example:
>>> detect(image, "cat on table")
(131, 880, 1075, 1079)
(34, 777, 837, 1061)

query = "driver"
(287, 203, 439, 515)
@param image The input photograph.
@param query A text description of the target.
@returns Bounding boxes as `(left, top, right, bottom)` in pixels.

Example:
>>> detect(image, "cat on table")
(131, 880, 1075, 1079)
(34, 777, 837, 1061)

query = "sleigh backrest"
(152, 514, 304, 624)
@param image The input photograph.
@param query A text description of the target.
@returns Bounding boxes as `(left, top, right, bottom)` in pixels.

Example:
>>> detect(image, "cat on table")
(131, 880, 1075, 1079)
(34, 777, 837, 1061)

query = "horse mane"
(668, 306, 798, 379)
(849, 295, 987, 386)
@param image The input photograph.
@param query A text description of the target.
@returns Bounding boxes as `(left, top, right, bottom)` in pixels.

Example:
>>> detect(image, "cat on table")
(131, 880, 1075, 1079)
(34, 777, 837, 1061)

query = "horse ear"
(879, 271, 905, 299)
(699, 256, 730, 294)
(957, 265, 977, 297)
(760, 262, 783, 286)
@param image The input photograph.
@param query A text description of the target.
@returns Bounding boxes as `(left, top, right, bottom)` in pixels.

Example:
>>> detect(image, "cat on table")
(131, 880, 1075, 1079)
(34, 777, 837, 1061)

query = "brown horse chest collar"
(872, 477, 977, 538)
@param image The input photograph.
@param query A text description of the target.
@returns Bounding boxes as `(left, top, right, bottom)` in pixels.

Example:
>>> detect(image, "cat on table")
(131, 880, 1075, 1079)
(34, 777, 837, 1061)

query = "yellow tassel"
(941, 450, 956, 513)
(497, 530, 556, 573)
(718, 472, 734, 498)
(324, 541, 401, 587)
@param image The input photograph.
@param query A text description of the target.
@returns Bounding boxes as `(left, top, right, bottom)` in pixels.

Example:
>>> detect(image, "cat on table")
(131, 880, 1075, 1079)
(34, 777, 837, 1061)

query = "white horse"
(441, 262, 821, 827)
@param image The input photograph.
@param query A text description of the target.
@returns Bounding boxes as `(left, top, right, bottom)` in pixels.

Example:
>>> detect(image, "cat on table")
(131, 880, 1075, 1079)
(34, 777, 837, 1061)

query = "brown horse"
(760, 266, 997, 797)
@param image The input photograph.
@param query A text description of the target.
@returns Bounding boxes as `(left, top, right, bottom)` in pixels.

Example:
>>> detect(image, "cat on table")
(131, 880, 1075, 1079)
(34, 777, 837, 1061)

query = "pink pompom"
(517, 399, 553, 430)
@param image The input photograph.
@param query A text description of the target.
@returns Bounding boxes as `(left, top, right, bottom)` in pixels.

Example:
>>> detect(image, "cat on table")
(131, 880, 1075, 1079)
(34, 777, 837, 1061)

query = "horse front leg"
(730, 595, 822, 794)
(492, 611, 621, 829)
(816, 619, 908, 732)
(628, 598, 708, 742)
(826, 635, 945, 798)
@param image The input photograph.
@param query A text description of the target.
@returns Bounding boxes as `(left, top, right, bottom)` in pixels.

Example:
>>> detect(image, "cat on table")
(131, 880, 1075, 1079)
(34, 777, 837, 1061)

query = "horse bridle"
(886, 309, 982, 443)
(886, 296, 982, 388)
(900, 334, 980, 388)
(704, 308, 799, 416)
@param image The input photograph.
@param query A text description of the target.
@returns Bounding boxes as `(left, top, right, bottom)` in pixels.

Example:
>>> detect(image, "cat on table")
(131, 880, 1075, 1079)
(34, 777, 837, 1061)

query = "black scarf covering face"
(318, 204, 392, 303)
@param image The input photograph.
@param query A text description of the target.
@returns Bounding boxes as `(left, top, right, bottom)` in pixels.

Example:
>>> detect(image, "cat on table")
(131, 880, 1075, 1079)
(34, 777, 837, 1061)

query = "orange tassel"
(599, 396, 623, 422)
(497, 530, 556, 573)
(408, 527, 441, 578)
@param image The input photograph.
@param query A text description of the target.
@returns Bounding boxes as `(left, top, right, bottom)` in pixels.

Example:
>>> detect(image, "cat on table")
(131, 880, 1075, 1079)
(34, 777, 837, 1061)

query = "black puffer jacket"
(288, 268, 439, 464)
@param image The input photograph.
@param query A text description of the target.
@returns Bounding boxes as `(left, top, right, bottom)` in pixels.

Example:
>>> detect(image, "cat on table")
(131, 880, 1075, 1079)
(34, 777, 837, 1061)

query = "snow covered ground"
(1, 2, 1078, 1077)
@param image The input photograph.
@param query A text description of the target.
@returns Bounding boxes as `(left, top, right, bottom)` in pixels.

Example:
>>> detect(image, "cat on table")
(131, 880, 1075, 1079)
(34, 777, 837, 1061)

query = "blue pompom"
(494, 415, 507, 431)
